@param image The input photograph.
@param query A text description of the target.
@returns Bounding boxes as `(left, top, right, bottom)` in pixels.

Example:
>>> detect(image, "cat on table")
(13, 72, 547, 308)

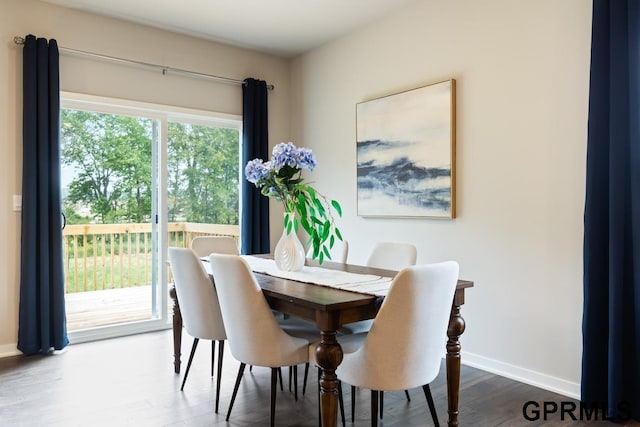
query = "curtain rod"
(13, 36, 274, 90)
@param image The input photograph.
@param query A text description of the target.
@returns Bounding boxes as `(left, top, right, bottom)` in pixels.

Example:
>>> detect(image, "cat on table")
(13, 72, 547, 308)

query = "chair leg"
(278, 367, 284, 391)
(211, 340, 215, 377)
(180, 338, 199, 391)
(302, 362, 310, 395)
(226, 363, 246, 421)
(405, 389, 411, 401)
(289, 366, 292, 391)
(293, 365, 298, 401)
(351, 385, 356, 423)
(380, 391, 383, 419)
(423, 384, 439, 427)
(270, 368, 278, 427)
(371, 390, 379, 427)
(215, 340, 224, 414)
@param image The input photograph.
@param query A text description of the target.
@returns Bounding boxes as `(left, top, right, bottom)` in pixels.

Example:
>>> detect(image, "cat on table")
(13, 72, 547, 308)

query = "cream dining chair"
(168, 247, 227, 413)
(190, 235, 239, 258)
(208, 253, 316, 427)
(194, 236, 317, 393)
(336, 261, 459, 427)
(366, 241, 417, 270)
(188, 236, 238, 378)
(338, 241, 417, 335)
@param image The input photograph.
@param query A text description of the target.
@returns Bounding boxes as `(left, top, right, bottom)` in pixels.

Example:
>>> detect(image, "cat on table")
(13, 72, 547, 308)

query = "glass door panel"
(60, 107, 161, 333)
(166, 121, 240, 250)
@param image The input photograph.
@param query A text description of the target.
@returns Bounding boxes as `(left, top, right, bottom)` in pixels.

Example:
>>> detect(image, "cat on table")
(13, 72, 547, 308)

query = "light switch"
(13, 195, 22, 211)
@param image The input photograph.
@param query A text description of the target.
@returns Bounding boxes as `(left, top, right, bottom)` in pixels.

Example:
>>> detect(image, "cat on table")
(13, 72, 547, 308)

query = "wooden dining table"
(169, 256, 473, 427)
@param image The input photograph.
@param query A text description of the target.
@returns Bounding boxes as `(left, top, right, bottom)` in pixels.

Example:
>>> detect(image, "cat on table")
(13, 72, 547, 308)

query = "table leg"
(446, 296, 466, 427)
(315, 330, 343, 427)
(169, 284, 182, 374)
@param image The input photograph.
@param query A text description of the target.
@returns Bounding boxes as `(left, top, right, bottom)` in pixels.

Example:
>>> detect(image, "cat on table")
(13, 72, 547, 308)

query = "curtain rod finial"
(14, 36, 25, 45)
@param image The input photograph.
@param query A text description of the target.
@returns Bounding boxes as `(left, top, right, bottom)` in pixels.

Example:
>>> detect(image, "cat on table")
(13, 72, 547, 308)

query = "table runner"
(201, 255, 393, 297)
(241, 255, 393, 297)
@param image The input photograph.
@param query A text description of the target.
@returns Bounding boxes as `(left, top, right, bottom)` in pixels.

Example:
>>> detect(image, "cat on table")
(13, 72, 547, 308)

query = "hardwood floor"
(0, 330, 630, 426)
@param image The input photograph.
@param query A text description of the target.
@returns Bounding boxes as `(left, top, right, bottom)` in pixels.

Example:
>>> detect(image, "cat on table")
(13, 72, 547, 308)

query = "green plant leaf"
(322, 245, 330, 258)
(313, 198, 325, 216)
(300, 216, 311, 234)
(331, 200, 342, 216)
(306, 186, 316, 200)
(322, 220, 331, 240)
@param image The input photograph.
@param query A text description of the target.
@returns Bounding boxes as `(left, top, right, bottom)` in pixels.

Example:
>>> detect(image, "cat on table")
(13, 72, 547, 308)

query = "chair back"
(306, 240, 349, 264)
(337, 261, 459, 391)
(191, 236, 239, 257)
(168, 247, 226, 340)
(366, 242, 417, 270)
(208, 253, 309, 367)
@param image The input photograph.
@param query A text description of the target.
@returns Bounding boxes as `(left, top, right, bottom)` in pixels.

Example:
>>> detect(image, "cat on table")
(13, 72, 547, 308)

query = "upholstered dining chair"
(190, 235, 239, 258)
(338, 241, 417, 335)
(306, 239, 349, 264)
(336, 261, 459, 427)
(366, 241, 417, 270)
(188, 236, 238, 378)
(194, 236, 317, 393)
(168, 247, 227, 413)
(193, 236, 316, 394)
(208, 253, 315, 427)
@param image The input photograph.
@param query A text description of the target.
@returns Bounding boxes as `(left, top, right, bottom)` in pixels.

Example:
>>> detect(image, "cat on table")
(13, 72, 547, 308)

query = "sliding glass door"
(60, 92, 241, 343)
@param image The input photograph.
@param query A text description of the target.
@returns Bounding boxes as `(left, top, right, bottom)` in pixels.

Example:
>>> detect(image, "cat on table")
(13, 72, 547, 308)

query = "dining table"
(169, 255, 473, 427)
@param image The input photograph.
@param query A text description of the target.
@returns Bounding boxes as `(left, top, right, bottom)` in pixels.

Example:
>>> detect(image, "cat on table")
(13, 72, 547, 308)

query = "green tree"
(61, 109, 152, 224)
(61, 109, 239, 226)
(167, 123, 239, 225)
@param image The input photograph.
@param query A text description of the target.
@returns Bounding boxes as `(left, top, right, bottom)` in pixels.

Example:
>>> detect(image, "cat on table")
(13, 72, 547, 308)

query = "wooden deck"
(65, 285, 170, 331)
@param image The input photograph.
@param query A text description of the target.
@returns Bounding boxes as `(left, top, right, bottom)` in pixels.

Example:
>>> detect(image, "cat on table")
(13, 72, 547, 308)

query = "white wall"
(291, 0, 591, 397)
(0, 0, 290, 356)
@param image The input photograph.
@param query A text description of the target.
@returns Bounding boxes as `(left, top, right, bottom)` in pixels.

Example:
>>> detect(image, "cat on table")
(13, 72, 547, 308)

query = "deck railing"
(62, 222, 239, 293)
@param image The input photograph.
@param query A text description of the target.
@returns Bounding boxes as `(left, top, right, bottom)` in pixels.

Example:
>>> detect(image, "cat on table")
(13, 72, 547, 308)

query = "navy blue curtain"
(18, 35, 69, 355)
(240, 78, 270, 254)
(582, 0, 640, 421)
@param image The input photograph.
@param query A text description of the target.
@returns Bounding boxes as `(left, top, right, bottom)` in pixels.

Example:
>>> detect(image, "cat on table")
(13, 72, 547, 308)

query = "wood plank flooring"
(0, 330, 634, 427)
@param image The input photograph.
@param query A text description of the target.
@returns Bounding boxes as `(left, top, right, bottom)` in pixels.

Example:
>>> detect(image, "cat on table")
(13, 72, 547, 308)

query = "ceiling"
(38, 0, 418, 58)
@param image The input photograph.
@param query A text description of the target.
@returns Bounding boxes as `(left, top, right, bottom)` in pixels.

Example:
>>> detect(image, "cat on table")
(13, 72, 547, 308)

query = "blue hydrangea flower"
(297, 147, 316, 171)
(245, 158, 270, 184)
(271, 142, 300, 171)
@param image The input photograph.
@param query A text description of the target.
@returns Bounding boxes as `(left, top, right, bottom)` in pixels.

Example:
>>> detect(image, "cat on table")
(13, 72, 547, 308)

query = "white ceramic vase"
(274, 212, 305, 272)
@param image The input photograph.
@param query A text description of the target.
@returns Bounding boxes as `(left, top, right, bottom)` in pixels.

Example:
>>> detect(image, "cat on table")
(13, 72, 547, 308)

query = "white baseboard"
(0, 343, 20, 358)
(462, 352, 580, 399)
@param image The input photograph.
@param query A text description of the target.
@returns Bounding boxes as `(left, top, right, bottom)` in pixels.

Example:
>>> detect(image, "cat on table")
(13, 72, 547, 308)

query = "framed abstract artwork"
(356, 79, 456, 218)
